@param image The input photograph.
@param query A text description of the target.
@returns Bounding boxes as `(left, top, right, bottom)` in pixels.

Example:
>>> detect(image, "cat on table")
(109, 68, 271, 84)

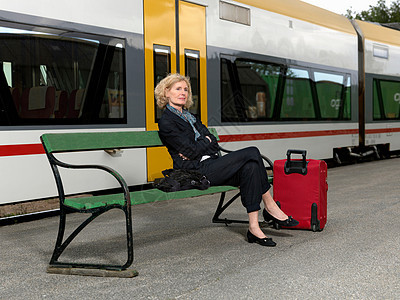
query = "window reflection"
(0, 25, 126, 125)
(314, 71, 351, 119)
(221, 58, 279, 122)
(281, 68, 314, 119)
(373, 79, 400, 120)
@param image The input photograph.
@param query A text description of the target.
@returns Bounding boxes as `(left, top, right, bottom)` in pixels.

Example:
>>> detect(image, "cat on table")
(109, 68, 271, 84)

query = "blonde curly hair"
(155, 73, 193, 109)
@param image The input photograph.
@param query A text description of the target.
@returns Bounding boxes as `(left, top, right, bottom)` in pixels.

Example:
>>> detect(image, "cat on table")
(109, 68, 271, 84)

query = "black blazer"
(158, 108, 219, 170)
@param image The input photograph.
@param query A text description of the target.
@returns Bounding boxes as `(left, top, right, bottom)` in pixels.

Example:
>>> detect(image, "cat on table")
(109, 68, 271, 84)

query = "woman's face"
(165, 80, 188, 110)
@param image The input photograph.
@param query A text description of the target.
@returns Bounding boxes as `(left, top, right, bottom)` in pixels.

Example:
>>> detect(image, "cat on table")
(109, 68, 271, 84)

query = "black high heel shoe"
(247, 230, 276, 247)
(263, 209, 299, 228)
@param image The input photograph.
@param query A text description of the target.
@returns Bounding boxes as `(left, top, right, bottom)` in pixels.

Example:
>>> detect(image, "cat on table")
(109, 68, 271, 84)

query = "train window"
(0, 25, 126, 125)
(153, 45, 171, 121)
(373, 44, 389, 59)
(373, 79, 400, 120)
(314, 71, 351, 120)
(281, 68, 315, 119)
(221, 58, 279, 122)
(219, 1, 251, 26)
(185, 50, 201, 117)
(220, 57, 351, 122)
(373, 80, 383, 120)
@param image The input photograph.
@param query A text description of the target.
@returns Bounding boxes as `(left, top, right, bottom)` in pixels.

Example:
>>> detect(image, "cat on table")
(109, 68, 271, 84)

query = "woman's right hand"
(179, 153, 190, 160)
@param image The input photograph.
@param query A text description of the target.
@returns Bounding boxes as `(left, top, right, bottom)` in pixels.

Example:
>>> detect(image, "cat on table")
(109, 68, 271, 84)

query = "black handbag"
(153, 169, 210, 192)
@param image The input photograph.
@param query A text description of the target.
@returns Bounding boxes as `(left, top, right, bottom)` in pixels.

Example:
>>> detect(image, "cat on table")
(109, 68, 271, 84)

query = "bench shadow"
(34, 195, 298, 266)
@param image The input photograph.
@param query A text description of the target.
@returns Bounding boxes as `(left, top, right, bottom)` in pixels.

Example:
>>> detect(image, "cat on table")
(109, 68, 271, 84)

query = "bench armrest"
(48, 153, 131, 207)
(218, 145, 273, 170)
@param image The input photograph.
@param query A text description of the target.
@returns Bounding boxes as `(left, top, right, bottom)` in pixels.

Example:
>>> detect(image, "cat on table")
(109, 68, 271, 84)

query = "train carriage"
(0, 0, 399, 207)
(355, 19, 400, 151)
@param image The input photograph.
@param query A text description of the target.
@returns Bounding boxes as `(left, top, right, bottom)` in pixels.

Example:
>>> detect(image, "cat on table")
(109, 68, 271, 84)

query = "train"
(1, 0, 400, 206)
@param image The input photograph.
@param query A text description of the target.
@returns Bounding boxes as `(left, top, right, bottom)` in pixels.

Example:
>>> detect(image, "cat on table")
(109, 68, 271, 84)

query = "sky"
(301, 0, 394, 15)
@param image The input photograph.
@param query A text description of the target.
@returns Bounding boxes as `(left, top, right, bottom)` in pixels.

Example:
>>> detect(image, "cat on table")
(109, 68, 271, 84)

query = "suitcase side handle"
(285, 149, 307, 175)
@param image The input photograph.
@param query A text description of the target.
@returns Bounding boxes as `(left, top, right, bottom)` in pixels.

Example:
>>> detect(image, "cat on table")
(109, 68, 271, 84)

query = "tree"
(345, 0, 400, 23)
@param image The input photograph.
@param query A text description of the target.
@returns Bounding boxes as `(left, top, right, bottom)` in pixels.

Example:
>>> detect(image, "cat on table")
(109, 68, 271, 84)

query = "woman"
(156, 73, 298, 247)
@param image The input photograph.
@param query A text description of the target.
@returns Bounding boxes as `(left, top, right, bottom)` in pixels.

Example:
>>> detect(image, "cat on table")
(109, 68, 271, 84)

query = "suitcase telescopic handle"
(285, 149, 307, 175)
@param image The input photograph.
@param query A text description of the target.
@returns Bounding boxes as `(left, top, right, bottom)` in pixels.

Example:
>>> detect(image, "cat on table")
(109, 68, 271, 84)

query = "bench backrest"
(41, 128, 219, 153)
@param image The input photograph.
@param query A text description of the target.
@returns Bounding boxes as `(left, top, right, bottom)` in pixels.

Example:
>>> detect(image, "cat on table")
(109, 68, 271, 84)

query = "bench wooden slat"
(64, 193, 126, 210)
(41, 131, 163, 153)
(64, 186, 239, 210)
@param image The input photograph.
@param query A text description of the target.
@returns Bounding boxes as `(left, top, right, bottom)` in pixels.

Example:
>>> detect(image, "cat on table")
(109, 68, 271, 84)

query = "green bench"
(40, 129, 272, 277)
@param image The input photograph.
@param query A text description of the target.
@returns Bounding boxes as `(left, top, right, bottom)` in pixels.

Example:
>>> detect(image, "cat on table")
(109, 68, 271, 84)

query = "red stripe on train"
(219, 129, 359, 142)
(0, 144, 45, 157)
(366, 127, 400, 134)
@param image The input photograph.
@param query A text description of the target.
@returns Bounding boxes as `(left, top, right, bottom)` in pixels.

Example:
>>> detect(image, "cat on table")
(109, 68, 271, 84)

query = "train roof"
(237, 0, 355, 35)
(356, 19, 400, 47)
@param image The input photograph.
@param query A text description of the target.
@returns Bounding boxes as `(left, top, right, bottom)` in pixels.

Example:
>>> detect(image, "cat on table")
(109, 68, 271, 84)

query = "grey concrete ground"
(1, 158, 399, 299)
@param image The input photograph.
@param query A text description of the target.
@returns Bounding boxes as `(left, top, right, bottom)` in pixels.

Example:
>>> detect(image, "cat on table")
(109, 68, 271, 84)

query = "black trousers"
(199, 147, 271, 213)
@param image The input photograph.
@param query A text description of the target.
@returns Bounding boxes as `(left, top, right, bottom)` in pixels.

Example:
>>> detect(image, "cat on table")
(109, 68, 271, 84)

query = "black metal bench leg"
(47, 206, 138, 277)
(49, 207, 67, 264)
(50, 209, 101, 265)
(212, 192, 227, 222)
(122, 205, 134, 270)
(212, 191, 249, 225)
(212, 191, 270, 226)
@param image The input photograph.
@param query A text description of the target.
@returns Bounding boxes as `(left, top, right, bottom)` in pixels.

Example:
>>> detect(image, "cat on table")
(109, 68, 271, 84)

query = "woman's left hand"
(205, 135, 219, 152)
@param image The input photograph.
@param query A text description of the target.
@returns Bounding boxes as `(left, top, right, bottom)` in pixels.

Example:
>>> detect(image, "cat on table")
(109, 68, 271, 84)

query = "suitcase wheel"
(311, 203, 320, 232)
(312, 223, 323, 232)
(312, 224, 318, 232)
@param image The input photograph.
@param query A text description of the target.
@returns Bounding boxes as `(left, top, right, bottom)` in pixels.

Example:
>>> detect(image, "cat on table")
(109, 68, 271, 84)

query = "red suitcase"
(272, 149, 328, 231)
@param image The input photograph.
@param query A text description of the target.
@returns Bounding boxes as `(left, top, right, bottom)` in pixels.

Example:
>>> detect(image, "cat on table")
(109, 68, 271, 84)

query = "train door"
(144, 0, 207, 181)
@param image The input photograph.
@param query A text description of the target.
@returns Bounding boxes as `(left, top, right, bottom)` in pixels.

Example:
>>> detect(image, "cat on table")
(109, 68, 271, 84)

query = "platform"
(1, 158, 399, 299)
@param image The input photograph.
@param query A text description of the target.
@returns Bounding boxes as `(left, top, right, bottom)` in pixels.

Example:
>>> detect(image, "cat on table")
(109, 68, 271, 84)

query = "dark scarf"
(166, 104, 200, 141)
